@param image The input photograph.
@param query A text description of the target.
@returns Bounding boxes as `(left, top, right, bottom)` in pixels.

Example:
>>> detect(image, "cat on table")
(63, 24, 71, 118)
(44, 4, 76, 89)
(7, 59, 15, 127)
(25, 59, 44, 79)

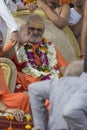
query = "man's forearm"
(42, 4, 69, 28)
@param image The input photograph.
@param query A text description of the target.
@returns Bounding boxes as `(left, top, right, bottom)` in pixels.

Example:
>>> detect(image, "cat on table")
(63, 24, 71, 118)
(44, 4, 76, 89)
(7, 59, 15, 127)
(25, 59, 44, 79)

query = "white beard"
(29, 35, 42, 44)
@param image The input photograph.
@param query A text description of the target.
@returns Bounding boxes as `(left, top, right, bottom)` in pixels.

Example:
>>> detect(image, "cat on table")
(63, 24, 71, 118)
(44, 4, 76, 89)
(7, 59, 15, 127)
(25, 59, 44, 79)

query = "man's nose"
(32, 29, 39, 35)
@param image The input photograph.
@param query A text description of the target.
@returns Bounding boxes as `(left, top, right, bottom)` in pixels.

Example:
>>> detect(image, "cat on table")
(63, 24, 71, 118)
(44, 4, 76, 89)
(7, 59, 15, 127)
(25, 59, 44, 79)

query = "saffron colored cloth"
(3, 41, 68, 90)
(60, 0, 71, 4)
(0, 64, 29, 114)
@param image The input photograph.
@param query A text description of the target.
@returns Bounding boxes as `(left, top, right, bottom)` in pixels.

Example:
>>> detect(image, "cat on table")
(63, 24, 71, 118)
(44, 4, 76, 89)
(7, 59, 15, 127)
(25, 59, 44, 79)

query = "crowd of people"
(0, 0, 87, 130)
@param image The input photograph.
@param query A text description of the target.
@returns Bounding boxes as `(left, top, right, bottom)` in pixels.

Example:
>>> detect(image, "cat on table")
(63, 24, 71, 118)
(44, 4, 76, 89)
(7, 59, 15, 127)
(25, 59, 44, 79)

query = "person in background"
(0, 0, 19, 44)
(26, 0, 85, 54)
(80, 0, 87, 59)
(26, 0, 70, 28)
(6, 0, 26, 12)
(68, 0, 85, 52)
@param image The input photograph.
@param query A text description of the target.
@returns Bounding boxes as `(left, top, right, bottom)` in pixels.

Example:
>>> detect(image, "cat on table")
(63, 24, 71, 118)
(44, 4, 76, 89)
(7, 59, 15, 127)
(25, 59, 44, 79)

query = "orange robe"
(0, 65, 30, 114)
(3, 41, 68, 91)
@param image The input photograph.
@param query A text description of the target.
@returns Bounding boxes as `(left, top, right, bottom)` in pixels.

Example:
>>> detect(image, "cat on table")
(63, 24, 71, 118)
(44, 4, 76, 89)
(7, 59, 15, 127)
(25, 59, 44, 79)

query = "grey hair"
(64, 60, 84, 76)
(27, 14, 45, 28)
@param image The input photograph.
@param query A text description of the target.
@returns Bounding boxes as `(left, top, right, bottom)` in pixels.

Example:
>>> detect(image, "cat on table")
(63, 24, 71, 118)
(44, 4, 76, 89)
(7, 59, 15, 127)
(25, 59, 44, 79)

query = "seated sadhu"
(3, 14, 68, 91)
(0, 30, 29, 122)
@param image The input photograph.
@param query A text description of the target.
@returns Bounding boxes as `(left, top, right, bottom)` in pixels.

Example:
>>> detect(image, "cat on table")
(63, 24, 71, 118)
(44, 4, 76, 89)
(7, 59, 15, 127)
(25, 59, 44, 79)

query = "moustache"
(30, 33, 41, 37)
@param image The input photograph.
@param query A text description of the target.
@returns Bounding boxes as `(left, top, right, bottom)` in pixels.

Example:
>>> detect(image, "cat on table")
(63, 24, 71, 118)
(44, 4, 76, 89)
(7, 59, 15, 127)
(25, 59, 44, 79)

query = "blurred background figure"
(0, 0, 19, 44)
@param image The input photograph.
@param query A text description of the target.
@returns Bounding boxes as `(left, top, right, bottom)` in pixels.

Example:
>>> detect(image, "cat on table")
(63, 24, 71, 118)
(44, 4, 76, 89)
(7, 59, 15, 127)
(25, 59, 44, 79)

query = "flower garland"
(6, 115, 14, 130)
(16, 38, 60, 80)
(5, 115, 32, 130)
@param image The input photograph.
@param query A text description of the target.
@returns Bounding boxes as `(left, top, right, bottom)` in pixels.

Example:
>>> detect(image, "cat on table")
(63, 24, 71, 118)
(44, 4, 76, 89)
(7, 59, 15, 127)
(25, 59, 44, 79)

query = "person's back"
(68, 0, 85, 50)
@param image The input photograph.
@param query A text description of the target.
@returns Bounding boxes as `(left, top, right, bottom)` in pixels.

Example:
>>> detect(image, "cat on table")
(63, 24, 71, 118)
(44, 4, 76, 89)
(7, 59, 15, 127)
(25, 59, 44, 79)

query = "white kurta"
(5, 0, 24, 12)
(0, 0, 19, 44)
(68, 8, 82, 25)
(29, 72, 87, 130)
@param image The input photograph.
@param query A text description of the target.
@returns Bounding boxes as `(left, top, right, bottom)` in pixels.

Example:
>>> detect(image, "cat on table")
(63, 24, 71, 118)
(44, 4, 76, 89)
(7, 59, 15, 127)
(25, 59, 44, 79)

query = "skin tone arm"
(80, 0, 87, 58)
(36, 0, 70, 28)
(27, 0, 70, 28)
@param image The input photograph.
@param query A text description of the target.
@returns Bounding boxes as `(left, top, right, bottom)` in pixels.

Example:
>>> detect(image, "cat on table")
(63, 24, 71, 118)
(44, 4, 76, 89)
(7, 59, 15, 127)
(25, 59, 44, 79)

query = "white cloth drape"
(0, 0, 19, 44)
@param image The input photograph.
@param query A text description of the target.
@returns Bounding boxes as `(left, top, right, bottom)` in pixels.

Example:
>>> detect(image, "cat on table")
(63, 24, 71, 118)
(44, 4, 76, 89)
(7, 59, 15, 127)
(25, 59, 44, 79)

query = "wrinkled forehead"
(28, 19, 45, 29)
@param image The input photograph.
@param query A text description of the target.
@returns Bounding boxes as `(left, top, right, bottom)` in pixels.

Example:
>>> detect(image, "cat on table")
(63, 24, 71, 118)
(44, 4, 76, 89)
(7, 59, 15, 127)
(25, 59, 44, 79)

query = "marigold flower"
(42, 37, 48, 42)
(9, 116, 14, 121)
(25, 124, 31, 129)
(8, 127, 13, 130)
(26, 115, 32, 121)
(6, 116, 10, 120)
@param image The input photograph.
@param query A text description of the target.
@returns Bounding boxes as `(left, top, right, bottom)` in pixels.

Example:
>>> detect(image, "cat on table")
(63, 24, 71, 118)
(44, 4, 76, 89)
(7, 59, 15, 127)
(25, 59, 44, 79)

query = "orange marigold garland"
(5, 114, 32, 130)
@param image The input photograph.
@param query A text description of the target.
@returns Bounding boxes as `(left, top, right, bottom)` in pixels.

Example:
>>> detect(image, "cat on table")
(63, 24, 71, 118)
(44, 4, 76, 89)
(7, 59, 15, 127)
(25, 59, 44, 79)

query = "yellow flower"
(8, 127, 13, 130)
(25, 124, 32, 130)
(6, 115, 14, 120)
(6, 116, 10, 120)
(40, 48, 48, 53)
(44, 70, 49, 73)
(26, 115, 32, 121)
(9, 116, 14, 121)
(42, 37, 48, 42)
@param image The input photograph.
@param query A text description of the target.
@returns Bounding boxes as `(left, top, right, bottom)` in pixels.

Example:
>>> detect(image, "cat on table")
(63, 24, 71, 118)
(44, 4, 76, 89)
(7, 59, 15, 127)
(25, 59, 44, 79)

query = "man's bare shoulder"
(55, 4, 70, 13)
